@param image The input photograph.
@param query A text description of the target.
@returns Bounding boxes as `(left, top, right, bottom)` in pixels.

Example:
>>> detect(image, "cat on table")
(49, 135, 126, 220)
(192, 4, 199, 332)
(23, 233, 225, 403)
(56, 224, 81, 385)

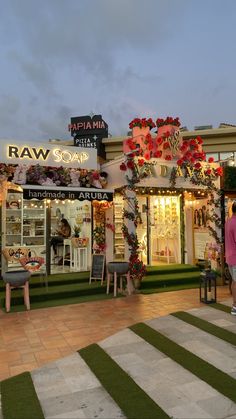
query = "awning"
(22, 185, 113, 201)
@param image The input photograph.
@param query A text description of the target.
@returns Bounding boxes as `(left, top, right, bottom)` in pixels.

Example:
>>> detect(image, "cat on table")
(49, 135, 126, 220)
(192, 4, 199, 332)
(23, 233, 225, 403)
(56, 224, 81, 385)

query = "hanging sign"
(69, 114, 108, 159)
(23, 187, 113, 202)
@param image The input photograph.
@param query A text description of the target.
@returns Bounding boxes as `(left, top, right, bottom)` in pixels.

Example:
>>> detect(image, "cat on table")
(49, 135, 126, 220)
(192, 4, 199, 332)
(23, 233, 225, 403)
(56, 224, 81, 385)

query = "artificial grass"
(3, 292, 118, 312)
(146, 264, 200, 275)
(130, 322, 236, 403)
(0, 264, 203, 312)
(140, 282, 199, 294)
(79, 343, 170, 419)
(0, 372, 44, 419)
(172, 311, 236, 346)
(209, 302, 231, 314)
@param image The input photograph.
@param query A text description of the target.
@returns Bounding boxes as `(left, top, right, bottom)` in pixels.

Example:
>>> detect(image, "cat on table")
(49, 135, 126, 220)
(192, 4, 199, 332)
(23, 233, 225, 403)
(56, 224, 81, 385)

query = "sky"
(1, 0, 236, 142)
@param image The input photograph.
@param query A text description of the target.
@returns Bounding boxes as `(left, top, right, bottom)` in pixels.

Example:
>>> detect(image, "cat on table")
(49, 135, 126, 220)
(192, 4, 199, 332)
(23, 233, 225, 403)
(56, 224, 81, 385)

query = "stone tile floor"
(0, 286, 231, 381)
(29, 290, 236, 419)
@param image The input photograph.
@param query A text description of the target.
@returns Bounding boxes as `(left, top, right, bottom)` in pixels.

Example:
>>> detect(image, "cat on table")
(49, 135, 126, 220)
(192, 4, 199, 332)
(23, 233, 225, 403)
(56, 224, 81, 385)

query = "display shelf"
(2, 192, 46, 249)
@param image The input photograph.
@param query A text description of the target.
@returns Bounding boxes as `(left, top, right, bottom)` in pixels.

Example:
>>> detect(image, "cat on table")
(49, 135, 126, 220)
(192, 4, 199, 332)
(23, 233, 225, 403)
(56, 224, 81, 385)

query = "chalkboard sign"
(90, 254, 105, 283)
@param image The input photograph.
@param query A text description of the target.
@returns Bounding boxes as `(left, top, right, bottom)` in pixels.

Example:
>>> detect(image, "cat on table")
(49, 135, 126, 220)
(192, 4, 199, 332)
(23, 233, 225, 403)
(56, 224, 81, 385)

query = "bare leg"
(232, 281, 236, 307)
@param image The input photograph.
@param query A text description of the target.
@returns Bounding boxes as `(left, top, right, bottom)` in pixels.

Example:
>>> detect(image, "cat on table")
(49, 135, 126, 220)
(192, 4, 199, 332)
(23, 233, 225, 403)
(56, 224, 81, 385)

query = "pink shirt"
(225, 215, 236, 266)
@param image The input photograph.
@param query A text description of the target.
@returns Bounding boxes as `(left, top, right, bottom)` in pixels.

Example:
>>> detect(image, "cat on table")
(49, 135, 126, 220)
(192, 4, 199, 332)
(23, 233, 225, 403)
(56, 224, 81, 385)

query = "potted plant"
(71, 225, 81, 248)
(73, 225, 81, 237)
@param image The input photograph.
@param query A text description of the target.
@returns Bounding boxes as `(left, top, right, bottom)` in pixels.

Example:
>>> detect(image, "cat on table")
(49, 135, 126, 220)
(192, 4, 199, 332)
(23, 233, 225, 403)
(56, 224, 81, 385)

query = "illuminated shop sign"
(2, 140, 97, 170)
(69, 114, 108, 159)
(23, 188, 113, 202)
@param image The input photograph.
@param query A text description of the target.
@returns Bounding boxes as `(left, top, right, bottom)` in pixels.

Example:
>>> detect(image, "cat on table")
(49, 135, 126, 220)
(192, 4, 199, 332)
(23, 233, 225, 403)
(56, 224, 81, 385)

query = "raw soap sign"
(2, 140, 97, 169)
(69, 114, 108, 158)
(90, 254, 105, 281)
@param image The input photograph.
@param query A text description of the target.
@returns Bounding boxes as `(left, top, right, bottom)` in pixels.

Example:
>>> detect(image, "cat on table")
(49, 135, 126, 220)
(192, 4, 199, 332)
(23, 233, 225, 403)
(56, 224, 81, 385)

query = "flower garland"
(92, 201, 114, 254)
(0, 163, 108, 189)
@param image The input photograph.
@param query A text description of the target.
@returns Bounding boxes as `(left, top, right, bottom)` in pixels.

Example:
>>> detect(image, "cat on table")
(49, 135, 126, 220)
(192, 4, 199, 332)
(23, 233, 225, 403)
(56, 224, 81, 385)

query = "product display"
(150, 196, 180, 263)
(114, 197, 125, 260)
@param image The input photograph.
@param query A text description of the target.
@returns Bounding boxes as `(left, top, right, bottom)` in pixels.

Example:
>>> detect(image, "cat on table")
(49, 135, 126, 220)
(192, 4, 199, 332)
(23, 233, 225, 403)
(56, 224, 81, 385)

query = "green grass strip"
(130, 323, 236, 403)
(209, 303, 231, 313)
(79, 343, 169, 419)
(171, 311, 236, 346)
(0, 372, 44, 419)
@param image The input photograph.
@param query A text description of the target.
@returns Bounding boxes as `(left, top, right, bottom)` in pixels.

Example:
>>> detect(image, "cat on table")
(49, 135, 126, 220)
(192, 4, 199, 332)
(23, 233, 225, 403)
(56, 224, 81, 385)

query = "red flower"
(190, 139, 196, 146)
(196, 136, 203, 145)
(194, 162, 202, 170)
(165, 154, 172, 161)
(120, 163, 127, 171)
(215, 167, 223, 176)
(177, 159, 184, 166)
(144, 152, 151, 160)
(127, 160, 135, 169)
(156, 116, 181, 127)
(157, 137, 163, 145)
(127, 139, 134, 147)
(154, 150, 162, 158)
(163, 141, 170, 149)
(129, 117, 155, 129)
(138, 159, 145, 167)
(162, 130, 170, 138)
(205, 169, 212, 176)
(184, 151, 192, 160)
(190, 157, 196, 164)
(208, 157, 214, 163)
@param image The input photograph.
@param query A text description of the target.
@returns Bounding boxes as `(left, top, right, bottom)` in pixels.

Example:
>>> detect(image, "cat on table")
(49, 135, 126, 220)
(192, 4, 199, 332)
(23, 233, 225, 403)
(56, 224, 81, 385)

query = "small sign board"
(90, 254, 105, 282)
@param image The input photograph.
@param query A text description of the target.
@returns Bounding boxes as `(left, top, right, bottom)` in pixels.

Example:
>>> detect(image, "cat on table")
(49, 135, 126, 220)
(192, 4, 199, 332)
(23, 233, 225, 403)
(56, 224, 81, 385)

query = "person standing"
(225, 201, 236, 315)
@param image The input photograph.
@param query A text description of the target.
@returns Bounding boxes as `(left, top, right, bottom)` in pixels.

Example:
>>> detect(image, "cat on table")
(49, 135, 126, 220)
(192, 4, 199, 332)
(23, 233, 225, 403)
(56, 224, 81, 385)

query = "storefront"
(0, 139, 114, 275)
(101, 118, 222, 275)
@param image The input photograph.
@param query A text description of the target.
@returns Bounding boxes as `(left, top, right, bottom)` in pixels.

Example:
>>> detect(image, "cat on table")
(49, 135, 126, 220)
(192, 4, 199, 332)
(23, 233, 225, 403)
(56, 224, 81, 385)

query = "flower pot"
(131, 126, 151, 158)
(133, 278, 141, 289)
(71, 237, 88, 248)
(107, 262, 129, 274)
(2, 270, 31, 286)
(156, 124, 182, 159)
(132, 126, 150, 138)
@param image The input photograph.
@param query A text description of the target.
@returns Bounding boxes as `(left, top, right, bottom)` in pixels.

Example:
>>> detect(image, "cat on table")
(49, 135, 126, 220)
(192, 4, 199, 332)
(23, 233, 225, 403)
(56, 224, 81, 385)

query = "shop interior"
(1, 190, 92, 274)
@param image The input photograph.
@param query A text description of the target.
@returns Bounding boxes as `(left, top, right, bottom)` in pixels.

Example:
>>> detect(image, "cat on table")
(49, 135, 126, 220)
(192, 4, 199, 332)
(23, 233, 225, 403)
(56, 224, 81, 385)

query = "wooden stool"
(2, 270, 31, 312)
(106, 271, 131, 297)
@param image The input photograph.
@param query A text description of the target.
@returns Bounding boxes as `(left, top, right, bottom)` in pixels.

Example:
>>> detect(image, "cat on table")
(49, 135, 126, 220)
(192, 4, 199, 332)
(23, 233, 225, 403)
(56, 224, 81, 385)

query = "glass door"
(149, 195, 181, 265)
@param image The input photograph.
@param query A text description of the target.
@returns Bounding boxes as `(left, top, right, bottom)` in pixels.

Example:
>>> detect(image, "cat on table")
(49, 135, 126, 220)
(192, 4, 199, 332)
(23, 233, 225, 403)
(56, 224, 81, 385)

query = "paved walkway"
(0, 286, 231, 381)
(30, 295, 236, 418)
